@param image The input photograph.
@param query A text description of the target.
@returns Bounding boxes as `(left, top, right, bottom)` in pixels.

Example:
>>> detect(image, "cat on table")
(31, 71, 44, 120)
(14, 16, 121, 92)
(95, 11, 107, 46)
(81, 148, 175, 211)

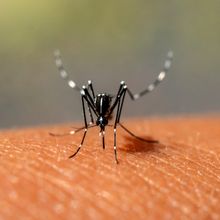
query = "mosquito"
(51, 50, 173, 163)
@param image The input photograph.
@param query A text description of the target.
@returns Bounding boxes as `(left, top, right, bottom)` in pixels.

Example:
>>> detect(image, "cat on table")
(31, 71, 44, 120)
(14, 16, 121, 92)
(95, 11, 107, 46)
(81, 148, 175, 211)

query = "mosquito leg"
(119, 123, 159, 144)
(87, 102, 94, 125)
(49, 125, 97, 137)
(113, 84, 159, 144)
(69, 93, 89, 158)
(88, 80, 95, 99)
(54, 50, 81, 91)
(49, 126, 85, 137)
(87, 80, 95, 124)
(99, 128, 106, 150)
(69, 129, 87, 158)
(85, 80, 95, 124)
(109, 81, 125, 114)
(113, 92, 125, 164)
(113, 125, 119, 164)
(107, 84, 127, 163)
(127, 51, 173, 100)
(116, 85, 126, 123)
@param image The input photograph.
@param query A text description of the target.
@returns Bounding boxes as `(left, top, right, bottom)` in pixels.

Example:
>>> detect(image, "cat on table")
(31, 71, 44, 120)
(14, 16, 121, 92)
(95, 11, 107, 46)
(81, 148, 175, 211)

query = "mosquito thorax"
(94, 93, 112, 116)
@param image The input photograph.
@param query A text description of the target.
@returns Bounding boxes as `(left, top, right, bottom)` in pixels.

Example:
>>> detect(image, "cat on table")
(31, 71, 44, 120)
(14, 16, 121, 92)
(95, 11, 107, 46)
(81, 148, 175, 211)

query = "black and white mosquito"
(51, 50, 173, 163)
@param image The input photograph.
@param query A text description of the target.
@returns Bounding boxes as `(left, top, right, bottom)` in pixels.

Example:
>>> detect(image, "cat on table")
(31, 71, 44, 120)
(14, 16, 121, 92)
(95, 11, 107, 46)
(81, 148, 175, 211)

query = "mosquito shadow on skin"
(120, 135, 165, 153)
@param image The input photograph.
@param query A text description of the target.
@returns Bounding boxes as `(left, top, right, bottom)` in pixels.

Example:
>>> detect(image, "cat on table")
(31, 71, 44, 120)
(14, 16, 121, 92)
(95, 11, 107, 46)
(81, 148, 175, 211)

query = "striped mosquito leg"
(69, 128, 87, 158)
(49, 126, 84, 137)
(69, 94, 88, 159)
(127, 50, 173, 100)
(99, 129, 106, 150)
(86, 80, 95, 124)
(49, 125, 97, 137)
(113, 95, 123, 164)
(87, 103, 94, 125)
(113, 127, 119, 164)
(54, 50, 80, 91)
(88, 80, 95, 99)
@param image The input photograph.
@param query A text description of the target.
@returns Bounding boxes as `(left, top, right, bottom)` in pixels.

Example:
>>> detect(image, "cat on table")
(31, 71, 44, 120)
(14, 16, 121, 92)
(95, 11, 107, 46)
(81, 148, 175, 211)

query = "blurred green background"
(0, 1, 219, 128)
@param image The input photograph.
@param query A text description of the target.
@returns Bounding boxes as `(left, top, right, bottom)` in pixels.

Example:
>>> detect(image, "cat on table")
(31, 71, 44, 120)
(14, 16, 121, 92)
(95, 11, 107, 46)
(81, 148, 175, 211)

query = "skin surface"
(0, 116, 220, 220)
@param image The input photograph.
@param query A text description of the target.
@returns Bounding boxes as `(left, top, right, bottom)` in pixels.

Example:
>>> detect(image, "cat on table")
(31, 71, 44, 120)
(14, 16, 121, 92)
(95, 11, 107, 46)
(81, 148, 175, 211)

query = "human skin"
(0, 116, 219, 220)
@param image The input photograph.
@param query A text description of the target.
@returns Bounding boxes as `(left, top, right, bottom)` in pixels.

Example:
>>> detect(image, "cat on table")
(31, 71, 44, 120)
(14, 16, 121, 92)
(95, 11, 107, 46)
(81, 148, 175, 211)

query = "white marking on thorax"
(100, 97, 103, 114)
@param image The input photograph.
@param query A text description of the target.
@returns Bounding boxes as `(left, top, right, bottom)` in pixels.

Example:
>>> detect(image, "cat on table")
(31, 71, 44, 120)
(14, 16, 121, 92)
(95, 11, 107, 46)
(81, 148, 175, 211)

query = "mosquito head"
(96, 116, 108, 128)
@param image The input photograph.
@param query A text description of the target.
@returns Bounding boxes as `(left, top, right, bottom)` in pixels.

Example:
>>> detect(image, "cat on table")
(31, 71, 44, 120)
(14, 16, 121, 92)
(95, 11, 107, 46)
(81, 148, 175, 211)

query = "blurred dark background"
(0, 1, 219, 129)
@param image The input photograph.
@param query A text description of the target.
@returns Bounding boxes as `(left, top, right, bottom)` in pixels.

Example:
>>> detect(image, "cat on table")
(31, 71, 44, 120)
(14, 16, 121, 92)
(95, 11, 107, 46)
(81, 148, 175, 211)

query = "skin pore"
(0, 116, 219, 220)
